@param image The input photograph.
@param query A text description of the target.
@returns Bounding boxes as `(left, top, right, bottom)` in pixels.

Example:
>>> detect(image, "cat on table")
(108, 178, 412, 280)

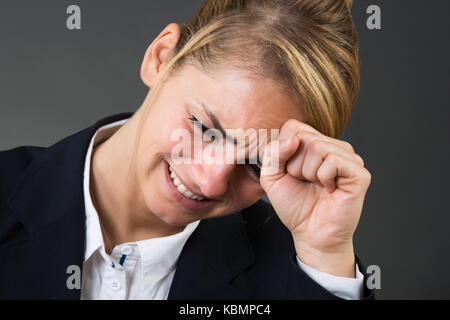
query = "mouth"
(169, 165, 205, 200)
(164, 160, 215, 211)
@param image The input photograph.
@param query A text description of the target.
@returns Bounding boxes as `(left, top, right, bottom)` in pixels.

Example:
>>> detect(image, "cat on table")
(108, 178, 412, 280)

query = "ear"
(140, 23, 181, 88)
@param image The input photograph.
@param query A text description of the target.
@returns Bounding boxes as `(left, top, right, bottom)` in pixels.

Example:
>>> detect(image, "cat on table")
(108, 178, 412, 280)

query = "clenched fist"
(260, 119, 371, 277)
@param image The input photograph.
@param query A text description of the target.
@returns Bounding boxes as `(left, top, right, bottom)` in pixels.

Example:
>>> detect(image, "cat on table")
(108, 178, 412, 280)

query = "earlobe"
(140, 23, 181, 88)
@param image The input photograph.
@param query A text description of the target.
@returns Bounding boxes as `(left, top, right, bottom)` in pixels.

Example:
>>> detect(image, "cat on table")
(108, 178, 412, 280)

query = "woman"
(0, 0, 373, 299)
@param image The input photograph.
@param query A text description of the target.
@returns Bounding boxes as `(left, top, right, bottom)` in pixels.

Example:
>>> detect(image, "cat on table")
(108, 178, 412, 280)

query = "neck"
(89, 109, 184, 253)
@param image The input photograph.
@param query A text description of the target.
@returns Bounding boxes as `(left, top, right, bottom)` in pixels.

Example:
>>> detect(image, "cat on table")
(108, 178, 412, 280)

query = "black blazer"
(0, 113, 375, 300)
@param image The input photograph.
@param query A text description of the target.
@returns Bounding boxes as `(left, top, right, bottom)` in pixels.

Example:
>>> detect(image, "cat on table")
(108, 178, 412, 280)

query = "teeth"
(184, 190, 194, 198)
(169, 166, 204, 201)
(177, 184, 187, 193)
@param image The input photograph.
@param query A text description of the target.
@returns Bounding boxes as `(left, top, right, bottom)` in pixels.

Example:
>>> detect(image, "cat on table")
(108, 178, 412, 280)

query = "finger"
(286, 134, 364, 181)
(279, 119, 320, 142)
(294, 141, 360, 186)
(281, 119, 356, 153)
(294, 133, 362, 166)
(317, 153, 372, 193)
(260, 134, 300, 182)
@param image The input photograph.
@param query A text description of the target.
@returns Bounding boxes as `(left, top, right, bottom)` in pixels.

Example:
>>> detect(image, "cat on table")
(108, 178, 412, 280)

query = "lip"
(164, 160, 216, 211)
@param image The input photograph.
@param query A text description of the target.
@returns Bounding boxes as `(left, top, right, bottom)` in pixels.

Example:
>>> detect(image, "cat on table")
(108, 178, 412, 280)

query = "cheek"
(138, 116, 189, 164)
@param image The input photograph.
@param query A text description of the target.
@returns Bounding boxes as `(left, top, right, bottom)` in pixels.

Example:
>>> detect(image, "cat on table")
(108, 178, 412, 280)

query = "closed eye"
(188, 114, 218, 141)
(188, 115, 208, 132)
(189, 114, 261, 181)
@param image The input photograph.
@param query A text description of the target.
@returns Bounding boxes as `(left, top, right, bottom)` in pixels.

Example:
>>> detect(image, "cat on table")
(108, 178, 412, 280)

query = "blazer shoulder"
(0, 146, 46, 246)
(0, 146, 46, 203)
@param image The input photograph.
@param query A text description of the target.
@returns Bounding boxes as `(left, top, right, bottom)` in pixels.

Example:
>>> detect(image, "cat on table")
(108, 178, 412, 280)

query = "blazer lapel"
(1, 113, 133, 299)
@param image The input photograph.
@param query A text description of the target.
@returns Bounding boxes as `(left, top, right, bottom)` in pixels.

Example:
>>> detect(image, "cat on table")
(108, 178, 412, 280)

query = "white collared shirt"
(80, 119, 363, 300)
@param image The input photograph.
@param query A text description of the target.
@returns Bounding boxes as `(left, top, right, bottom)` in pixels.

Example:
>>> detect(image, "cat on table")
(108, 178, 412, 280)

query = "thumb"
(260, 135, 299, 188)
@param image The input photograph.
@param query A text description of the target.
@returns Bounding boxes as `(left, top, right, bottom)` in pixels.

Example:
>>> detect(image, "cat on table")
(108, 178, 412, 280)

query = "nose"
(190, 162, 236, 199)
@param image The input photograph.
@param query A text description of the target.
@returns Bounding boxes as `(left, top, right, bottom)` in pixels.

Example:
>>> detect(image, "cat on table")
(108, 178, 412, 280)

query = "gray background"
(0, 0, 448, 299)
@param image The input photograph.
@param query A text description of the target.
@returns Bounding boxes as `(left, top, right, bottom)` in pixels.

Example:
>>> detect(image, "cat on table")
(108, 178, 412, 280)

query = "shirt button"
(111, 280, 121, 291)
(121, 246, 133, 255)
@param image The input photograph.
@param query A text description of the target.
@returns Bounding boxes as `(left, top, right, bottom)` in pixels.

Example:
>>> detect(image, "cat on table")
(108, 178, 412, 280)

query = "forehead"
(173, 64, 306, 131)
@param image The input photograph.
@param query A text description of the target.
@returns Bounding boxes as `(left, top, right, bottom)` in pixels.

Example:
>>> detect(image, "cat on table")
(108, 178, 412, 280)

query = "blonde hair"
(150, 0, 359, 138)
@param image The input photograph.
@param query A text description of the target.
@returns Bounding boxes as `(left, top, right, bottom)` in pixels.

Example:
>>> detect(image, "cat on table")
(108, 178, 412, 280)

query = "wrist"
(294, 238, 356, 278)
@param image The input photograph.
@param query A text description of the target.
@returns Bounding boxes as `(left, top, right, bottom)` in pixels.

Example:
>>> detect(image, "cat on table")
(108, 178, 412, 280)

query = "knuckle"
(326, 153, 340, 166)
(285, 118, 300, 128)
(309, 139, 326, 154)
(361, 168, 372, 186)
(282, 119, 318, 136)
(355, 154, 365, 166)
(341, 141, 355, 153)
(301, 131, 318, 143)
(281, 119, 300, 135)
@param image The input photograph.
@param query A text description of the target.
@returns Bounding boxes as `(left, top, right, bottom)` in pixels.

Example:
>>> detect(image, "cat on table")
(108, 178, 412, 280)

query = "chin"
(153, 209, 196, 227)
(143, 192, 192, 224)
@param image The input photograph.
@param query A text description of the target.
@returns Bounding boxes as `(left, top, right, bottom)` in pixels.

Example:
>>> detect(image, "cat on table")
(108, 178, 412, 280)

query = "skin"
(90, 23, 371, 278)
